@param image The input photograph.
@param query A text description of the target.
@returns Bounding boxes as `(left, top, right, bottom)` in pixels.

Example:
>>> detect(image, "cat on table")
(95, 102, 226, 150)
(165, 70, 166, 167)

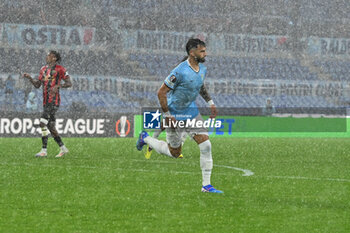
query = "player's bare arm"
(61, 76, 72, 88)
(199, 84, 217, 118)
(22, 73, 41, 88)
(51, 76, 72, 95)
(157, 83, 171, 112)
(158, 83, 176, 127)
(199, 84, 212, 102)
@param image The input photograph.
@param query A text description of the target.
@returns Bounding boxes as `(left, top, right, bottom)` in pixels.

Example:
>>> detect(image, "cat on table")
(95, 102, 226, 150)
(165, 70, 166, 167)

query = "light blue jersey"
(164, 60, 207, 120)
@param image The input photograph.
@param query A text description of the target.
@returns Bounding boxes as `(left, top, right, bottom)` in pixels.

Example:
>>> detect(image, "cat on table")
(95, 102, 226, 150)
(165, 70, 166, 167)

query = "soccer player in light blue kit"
(137, 38, 223, 193)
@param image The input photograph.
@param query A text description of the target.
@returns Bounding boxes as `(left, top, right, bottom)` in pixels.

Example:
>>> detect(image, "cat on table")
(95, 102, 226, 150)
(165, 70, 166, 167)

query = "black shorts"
(41, 104, 59, 123)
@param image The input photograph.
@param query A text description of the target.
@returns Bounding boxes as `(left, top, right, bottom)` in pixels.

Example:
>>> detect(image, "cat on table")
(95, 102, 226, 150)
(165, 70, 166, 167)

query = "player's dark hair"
(186, 38, 206, 55)
(49, 50, 61, 63)
(180, 38, 206, 62)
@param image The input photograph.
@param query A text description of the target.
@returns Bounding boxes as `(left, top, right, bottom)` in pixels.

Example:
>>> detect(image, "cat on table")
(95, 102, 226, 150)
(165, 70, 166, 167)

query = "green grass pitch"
(0, 137, 349, 233)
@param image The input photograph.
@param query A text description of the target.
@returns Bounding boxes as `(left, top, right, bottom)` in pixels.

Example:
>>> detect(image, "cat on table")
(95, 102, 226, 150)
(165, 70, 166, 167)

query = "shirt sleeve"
(62, 67, 69, 80)
(38, 67, 45, 81)
(164, 69, 181, 89)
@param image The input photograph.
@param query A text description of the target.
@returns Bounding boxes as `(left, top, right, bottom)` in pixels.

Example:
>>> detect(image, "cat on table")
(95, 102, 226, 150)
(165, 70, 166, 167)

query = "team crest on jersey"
(170, 76, 176, 83)
(44, 74, 51, 81)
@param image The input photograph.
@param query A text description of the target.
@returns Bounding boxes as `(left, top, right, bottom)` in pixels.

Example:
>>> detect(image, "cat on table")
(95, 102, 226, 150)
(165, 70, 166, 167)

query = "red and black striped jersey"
(38, 64, 69, 107)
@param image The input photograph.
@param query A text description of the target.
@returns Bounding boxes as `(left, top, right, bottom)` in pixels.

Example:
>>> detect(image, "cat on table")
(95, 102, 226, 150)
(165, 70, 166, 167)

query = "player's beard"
(196, 57, 206, 63)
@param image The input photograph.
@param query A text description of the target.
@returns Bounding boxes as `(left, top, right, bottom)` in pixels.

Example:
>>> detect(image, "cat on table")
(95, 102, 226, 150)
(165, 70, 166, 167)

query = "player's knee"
(194, 134, 209, 145)
(170, 150, 181, 157)
(169, 147, 182, 158)
(40, 118, 48, 127)
(199, 140, 211, 153)
(40, 118, 49, 136)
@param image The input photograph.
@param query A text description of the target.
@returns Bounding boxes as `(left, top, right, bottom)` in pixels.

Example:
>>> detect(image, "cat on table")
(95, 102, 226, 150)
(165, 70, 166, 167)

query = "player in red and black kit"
(22, 50, 72, 158)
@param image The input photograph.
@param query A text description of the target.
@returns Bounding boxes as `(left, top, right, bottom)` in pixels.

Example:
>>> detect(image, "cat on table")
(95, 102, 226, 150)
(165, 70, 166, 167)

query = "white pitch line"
(214, 164, 254, 176)
(131, 159, 255, 177)
(0, 160, 254, 177)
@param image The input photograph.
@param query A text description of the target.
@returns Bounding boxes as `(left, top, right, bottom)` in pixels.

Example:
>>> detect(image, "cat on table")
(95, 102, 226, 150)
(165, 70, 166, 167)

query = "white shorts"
(166, 114, 208, 148)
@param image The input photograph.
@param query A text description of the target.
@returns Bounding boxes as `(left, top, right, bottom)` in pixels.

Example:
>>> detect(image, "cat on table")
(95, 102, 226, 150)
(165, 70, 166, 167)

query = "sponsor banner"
(0, 23, 95, 49)
(143, 109, 222, 130)
(0, 113, 133, 137)
(208, 79, 348, 98)
(1, 72, 348, 100)
(210, 33, 289, 55)
(121, 29, 207, 53)
(69, 75, 350, 98)
(120, 29, 289, 55)
(307, 37, 350, 57)
(134, 113, 349, 138)
(0, 73, 159, 93)
(71, 75, 159, 93)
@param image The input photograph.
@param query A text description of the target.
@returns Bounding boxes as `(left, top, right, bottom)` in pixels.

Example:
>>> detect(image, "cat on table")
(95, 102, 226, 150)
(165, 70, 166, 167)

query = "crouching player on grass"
(22, 50, 72, 158)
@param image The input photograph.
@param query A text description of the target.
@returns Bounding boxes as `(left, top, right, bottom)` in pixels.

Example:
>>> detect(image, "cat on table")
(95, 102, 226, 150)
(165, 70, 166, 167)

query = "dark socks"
(42, 136, 48, 149)
(54, 136, 64, 147)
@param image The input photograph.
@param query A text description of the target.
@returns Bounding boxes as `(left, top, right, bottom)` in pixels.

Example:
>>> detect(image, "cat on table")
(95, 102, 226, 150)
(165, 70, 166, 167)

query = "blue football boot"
(136, 131, 149, 151)
(201, 184, 224, 193)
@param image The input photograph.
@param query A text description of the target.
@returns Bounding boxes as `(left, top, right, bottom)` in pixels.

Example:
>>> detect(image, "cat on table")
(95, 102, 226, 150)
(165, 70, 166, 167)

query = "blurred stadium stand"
(129, 53, 320, 81)
(0, 0, 349, 114)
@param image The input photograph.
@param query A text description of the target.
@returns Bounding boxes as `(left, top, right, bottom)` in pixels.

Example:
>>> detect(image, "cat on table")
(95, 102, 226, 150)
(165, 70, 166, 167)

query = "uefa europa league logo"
(116, 115, 130, 137)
